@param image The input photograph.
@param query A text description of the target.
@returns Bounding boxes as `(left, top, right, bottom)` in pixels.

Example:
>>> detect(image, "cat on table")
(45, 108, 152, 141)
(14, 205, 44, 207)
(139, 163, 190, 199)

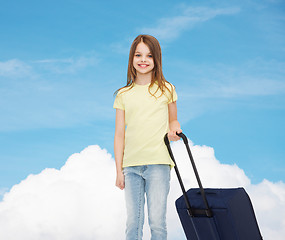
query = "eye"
(148, 55, 153, 58)
(135, 54, 141, 57)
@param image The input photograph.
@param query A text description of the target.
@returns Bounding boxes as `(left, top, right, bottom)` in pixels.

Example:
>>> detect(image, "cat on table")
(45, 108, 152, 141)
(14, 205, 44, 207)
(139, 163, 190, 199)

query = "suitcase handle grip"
(164, 132, 213, 217)
(176, 132, 188, 144)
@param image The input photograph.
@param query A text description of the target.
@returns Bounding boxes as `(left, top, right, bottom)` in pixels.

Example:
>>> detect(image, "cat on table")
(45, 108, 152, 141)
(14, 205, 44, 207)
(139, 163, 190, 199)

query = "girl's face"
(133, 42, 154, 76)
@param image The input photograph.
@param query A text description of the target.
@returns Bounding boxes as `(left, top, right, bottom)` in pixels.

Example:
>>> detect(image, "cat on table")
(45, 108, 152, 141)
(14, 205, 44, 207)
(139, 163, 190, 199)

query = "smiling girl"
(113, 34, 181, 240)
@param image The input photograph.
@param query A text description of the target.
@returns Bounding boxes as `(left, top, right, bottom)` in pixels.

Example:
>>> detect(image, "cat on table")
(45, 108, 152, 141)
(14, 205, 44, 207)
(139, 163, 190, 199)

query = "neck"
(135, 72, 152, 85)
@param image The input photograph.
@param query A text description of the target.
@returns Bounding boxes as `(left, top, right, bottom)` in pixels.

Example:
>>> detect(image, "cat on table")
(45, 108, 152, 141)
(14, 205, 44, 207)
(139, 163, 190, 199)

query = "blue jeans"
(123, 164, 171, 240)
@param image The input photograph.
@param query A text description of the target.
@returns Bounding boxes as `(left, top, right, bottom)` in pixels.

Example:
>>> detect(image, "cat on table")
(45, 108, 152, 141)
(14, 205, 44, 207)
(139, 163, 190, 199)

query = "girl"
(113, 34, 181, 240)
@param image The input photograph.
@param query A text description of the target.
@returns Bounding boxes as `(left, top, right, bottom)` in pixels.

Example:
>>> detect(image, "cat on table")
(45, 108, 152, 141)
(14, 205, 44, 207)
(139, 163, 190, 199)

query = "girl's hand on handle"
(168, 129, 182, 141)
(116, 171, 125, 190)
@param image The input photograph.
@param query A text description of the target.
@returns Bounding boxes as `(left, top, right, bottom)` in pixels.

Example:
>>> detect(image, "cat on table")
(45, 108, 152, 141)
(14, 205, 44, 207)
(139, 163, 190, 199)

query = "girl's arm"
(168, 101, 182, 141)
(114, 108, 125, 190)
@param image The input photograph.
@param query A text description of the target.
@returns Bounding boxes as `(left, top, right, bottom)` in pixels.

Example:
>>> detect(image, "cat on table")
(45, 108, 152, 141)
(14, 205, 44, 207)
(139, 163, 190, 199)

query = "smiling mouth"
(138, 64, 149, 68)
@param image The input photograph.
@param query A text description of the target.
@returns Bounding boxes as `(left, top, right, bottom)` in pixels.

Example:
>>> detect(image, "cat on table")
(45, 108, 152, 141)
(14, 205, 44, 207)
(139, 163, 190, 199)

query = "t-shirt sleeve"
(167, 84, 178, 104)
(113, 92, 125, 110)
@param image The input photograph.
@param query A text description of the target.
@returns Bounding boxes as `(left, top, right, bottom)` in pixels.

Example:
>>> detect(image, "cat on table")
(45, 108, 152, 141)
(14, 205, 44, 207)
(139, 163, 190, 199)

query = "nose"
(141, 56, 146, 62)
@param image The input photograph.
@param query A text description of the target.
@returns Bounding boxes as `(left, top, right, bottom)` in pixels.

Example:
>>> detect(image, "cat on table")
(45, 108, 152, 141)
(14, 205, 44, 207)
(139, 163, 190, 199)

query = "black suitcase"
(164, 132, 263, 240)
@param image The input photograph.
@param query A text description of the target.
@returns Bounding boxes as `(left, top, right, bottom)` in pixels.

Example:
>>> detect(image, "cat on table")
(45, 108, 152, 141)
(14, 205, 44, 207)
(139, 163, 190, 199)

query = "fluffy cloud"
(0, 140, 284, 239)
(0, 146, 125, 240)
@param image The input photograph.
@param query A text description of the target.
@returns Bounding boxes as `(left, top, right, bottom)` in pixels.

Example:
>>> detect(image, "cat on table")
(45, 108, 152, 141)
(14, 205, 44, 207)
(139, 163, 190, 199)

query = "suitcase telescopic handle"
(164, 132, 213, 217)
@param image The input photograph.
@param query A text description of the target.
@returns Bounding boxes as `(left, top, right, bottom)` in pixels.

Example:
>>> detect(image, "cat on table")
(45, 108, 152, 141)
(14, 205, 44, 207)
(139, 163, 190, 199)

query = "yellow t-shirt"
(113, 81, 177, 168)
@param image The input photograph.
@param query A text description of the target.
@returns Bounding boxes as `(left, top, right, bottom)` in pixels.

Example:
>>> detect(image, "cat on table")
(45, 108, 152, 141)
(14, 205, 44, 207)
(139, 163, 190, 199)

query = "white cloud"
(0, 145, 125, 240)
(0, 59, 33, 78)
(34, 56, 99, 74)
(0, 188, 9, 201)
(111, 6, 240, 54)
(247, 179, 285, 239)
(140, 7, 240, 41)
(0, 55, 99, 80)
(0, 141, 284, 239)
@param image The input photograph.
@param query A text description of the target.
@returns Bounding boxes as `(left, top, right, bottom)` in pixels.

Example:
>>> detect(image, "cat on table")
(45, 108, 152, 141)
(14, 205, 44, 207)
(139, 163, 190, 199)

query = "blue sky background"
(0, 0, 284, 195)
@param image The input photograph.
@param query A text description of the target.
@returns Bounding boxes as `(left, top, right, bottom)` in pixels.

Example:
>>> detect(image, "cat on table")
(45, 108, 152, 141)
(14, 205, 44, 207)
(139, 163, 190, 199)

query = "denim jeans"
(123, 164, 171, 240)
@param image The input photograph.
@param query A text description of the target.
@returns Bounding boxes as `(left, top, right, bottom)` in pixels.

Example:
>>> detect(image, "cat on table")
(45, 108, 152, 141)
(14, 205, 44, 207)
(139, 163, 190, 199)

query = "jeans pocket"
(122, 167, 130, 175)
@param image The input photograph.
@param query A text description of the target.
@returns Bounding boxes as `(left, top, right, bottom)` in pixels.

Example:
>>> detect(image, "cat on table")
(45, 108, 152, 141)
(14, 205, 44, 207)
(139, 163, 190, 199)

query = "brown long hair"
(114, 34, 174, 100)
